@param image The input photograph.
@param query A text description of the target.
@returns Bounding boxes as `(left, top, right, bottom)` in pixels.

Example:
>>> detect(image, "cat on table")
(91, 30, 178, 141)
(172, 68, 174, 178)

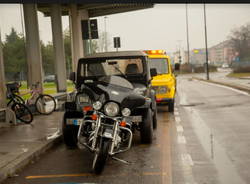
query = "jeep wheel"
(62, 112, 81, 148)
(168, 100, 175, 112)
(140, 108, 153, 144)
(153, 107, 158, 129)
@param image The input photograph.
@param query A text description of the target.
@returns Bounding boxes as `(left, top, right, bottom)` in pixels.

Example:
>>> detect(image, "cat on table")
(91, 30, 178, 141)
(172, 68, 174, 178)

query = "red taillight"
(156, 98, 163, 103)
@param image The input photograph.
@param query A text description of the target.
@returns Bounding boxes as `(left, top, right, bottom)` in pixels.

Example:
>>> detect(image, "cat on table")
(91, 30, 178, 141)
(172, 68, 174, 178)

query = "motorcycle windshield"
(98, 76, 133, 90)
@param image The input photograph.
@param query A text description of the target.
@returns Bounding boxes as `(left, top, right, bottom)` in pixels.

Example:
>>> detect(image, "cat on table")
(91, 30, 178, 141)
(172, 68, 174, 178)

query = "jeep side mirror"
(174, 63, 180, 71)
(150, 68, 157, 77)
(69, 72, 76, 82)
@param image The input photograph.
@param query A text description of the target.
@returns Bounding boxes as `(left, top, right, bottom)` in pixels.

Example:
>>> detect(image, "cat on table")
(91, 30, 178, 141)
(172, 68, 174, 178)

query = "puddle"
(185, 107, 246, 184)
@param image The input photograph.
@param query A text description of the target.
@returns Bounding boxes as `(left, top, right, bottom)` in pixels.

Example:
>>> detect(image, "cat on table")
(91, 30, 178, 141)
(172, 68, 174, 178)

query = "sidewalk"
(190, 72, 250, 94)
(0, 111, 63, 183)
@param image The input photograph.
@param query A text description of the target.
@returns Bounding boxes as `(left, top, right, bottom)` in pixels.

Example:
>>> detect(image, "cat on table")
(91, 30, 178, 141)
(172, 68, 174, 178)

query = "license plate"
(66, 118, 83, 126)
(128, 116, 142, 122)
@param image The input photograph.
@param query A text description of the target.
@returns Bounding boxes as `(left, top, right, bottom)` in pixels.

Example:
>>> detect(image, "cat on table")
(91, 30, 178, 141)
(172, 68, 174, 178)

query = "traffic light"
(178, 56, 182, 63)
(113, 37, 121, 48)
(81, 19, 99, 40)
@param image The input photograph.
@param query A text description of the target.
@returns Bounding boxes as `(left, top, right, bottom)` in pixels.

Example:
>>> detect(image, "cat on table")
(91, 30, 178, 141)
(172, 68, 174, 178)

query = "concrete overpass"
(0, 3, 153, 111)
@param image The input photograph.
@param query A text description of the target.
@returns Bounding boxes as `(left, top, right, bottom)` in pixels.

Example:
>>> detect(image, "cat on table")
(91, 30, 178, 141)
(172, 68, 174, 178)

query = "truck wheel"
(168, 100, 175, 112)
(62, 112, 82, 148)
(153, 107, 158, 129)
(140, 108, 153, 144)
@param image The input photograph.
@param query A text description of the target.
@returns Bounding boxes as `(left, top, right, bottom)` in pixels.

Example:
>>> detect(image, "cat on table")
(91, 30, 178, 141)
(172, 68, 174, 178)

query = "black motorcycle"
(69, 75, 144, 174)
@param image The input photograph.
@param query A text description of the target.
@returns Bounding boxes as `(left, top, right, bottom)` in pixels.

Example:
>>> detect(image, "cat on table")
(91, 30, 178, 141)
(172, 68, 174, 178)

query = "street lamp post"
(185, 3, 190, 64)
(203, 3, 209, 80)
(104, 16, 108, 52)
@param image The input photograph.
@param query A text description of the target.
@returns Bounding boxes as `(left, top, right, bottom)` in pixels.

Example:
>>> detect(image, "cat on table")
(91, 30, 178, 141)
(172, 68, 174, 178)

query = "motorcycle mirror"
(150, 68, 157, 77)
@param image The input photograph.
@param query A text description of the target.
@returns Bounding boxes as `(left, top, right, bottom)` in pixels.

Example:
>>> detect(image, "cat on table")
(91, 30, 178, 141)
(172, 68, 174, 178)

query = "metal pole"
(185, 3, 190, 64)
(104, 16, 108, 52)
(88, 20, 92, 54)
(203, 3, 209, 80)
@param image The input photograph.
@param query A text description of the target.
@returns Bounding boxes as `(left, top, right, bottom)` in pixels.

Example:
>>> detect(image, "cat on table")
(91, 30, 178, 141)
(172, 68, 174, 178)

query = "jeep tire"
(62, 112, 82, 148)
(140, 108, 153, 144)
(153, 106, 157, 129)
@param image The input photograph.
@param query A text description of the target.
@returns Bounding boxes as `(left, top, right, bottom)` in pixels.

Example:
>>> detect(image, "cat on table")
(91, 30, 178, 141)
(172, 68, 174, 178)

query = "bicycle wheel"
(11, 103, 33, 124)
(7, 94, 25, 107)
(35, 94, 56, 115)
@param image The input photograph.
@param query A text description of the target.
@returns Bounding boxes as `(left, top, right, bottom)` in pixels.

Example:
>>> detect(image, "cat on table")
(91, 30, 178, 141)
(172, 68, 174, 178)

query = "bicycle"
(7, 82, 56, 115)
(6, 82, 33, 124)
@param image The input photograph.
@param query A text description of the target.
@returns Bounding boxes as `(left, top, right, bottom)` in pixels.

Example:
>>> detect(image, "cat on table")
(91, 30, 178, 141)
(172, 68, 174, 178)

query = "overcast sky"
(1, 4, 250, 53)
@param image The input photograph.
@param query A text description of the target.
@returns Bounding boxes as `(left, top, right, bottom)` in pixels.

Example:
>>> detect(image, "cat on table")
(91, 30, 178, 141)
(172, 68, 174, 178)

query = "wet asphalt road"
(172, 75, 250, 184)
(4, 107, 172, 184)
(4, 75, 250, 184)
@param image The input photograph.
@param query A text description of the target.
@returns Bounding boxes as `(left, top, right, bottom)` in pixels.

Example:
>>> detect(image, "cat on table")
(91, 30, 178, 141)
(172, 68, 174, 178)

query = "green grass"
(9, 81, 75, 100)
(226, 72, 250, 78)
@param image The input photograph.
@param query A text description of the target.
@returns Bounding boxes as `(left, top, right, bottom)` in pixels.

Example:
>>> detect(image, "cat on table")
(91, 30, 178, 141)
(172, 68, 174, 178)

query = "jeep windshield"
(148, 58, 169, 74)
(79, 58, 144, 77)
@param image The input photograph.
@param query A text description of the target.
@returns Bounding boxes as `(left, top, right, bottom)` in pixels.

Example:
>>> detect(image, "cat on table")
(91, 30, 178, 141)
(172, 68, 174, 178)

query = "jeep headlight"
(93, 101, 102, 110)
(104, 102, 119, 117)
(121, 108, 131, 117)
(159, 86, 168, 94)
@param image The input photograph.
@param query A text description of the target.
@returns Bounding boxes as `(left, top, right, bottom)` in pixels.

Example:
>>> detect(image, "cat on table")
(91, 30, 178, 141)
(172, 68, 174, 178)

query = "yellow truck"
(144, 50, 176, 112)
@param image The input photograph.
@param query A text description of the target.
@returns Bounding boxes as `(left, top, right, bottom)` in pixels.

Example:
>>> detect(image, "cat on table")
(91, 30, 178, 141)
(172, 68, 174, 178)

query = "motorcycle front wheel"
(92, 138, 110, 174)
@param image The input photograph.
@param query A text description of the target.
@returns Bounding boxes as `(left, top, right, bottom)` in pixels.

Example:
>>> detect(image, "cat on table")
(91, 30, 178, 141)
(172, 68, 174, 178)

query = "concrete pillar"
(0, 32, 7, 108)
(69, 5, 88, 72)
(23, 4, 43, 92)
(50, 4, 67, 92)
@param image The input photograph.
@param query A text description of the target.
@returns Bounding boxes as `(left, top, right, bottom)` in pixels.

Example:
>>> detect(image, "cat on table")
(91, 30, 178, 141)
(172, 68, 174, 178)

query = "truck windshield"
(148, 58, 169, 74)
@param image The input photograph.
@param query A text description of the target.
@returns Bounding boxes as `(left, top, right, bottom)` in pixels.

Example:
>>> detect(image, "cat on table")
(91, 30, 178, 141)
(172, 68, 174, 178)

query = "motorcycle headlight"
(104, 102, 119, 117)
(93, 101, 102, 110)
(121, 108, 131, 117)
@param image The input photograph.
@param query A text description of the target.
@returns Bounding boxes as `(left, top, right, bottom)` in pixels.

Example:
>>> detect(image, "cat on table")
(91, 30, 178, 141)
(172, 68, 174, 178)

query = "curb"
(192, 77, 250, 94)
(0, 135, 62, 184)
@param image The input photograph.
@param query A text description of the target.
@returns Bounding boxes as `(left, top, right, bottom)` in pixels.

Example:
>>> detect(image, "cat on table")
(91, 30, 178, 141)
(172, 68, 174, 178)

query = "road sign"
(113, 37, 121, 48)
(81, 19, 99, 40)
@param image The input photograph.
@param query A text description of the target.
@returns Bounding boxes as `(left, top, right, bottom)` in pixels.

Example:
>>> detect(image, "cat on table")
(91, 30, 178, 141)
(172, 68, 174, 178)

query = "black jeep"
(63, 51, 158, 146)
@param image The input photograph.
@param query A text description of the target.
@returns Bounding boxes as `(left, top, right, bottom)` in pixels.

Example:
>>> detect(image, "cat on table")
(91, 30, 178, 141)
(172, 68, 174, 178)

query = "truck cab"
(144, 50, 176, 112)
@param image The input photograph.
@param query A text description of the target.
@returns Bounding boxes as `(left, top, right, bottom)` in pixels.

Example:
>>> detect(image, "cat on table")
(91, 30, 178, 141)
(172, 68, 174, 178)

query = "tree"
(3, 28, 26, 81)
(41, 41, 54, 75)
(228, 23, 250, 61)
(63, 28, 72, 75)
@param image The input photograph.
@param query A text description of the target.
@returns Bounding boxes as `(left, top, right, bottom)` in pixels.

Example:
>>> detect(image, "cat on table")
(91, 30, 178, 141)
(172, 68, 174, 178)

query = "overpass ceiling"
(38, 3, 154, 18)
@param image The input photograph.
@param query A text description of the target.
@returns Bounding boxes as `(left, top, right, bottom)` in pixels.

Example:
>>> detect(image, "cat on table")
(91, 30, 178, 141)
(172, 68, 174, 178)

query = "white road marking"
(178, 135, 186, 144)
(174, 111, 179, 116)
(175, 116, 181, 123)
(47, 129, 61, 140)
(181, 153, 194, 166)
(176, 125, 184, 132)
